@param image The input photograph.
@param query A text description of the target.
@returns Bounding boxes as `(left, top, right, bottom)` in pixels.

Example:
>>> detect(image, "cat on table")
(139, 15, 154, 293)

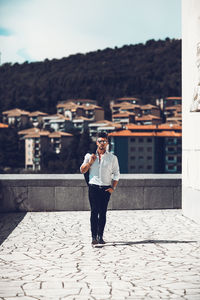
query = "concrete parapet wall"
(0, 174, 181, 212)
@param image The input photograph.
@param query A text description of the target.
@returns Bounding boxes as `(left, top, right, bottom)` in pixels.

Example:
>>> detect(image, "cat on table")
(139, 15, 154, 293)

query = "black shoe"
(92, 238, 98, 245)
(98, 237, 105, 244)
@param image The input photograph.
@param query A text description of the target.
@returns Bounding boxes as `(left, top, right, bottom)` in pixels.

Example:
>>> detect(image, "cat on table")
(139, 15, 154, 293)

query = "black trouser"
(88, 184, 111, 238)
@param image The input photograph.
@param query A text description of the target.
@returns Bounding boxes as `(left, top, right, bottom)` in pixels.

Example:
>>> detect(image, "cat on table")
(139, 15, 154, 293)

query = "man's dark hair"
(97, 131, 108, 139)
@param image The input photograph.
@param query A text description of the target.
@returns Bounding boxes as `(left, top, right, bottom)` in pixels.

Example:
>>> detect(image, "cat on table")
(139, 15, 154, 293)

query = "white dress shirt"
(81, 151, 120, 186)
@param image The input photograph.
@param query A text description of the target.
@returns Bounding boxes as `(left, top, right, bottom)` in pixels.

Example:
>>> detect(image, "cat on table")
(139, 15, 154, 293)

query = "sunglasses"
(97, 139, 107, 144)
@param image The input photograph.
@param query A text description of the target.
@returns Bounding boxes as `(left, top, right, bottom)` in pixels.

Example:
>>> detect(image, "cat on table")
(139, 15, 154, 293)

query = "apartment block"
(88, 120, 122, 139)
(135, 114, 162, 125)
(23, 130, 73, 170)
(164, 97, 182, 108)
(110, 97, 140, 106)
(29, 111, 48, 127)
(42, 114, 73, 132)
(112, 112, 135, 124)
(2, 108, 30, 127)
(56, 99, 104, 122)
(140, 104, 161, 117)
(109, 124, 182, 174)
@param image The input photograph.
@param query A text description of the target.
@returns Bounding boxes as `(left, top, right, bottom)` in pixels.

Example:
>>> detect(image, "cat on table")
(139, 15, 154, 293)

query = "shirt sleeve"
(80, 153, 91, 173)
(112, 155, 120, 181)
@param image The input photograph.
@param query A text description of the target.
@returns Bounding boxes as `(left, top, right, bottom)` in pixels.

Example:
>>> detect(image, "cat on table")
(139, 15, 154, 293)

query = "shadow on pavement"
(95, 239, 197, 248)
(0, 213, 27, 246)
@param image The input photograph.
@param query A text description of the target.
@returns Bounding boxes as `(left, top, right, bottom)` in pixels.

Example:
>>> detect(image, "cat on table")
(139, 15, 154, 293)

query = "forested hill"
(0, 38, 181, 116)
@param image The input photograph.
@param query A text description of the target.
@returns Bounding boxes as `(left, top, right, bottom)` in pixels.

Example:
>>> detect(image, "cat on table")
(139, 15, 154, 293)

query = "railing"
(0, 174, 181, 212)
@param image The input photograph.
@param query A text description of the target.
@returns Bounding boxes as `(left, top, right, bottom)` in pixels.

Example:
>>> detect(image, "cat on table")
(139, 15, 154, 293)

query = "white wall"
(182, 0, 200, 223)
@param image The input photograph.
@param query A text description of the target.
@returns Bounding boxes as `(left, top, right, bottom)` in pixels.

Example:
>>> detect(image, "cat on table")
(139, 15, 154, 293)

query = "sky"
(0, 0, 181, 64)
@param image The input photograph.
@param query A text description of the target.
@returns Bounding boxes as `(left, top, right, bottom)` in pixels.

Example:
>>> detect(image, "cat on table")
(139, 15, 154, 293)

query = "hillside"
(0, 38, 181, 118)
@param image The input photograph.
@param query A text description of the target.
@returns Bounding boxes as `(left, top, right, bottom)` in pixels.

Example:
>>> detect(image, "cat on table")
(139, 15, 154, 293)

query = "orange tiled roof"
(126, 123, 182, 130)
(109, 130, 182, 137)
(158, 123, 182, 130)
(18, 127, 40, 135)
(135, 114, 161, 120)
(116, 97, 139, 101)
(24, 130, 50, 138)
(140, 104, 159, 109)
(57, 102, 79, 109)
(165, 105, 182, 110)
(42, 114, 70, 121)
(113, 112, 135, 118)
(29, 111, 48, 117)
(49, 131, 73, 138)
(82, 104, 103, 110)
(111, 102, 140, 108)
(0, 123, 9, 128)
(156, 131, 182, 137)
(126, 124, 156, 130)
(165, 97, 182, 100)
(73, 116, 91, 121)
(2, 108, 30, 116)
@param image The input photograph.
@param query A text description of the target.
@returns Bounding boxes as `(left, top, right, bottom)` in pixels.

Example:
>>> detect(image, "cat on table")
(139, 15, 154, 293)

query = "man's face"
(96, 138, 108, 150)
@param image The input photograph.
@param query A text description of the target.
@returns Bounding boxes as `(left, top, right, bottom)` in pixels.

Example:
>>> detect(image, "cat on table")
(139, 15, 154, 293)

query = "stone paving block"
(112, 187, 144, 209)
(27, 187, 55, 211)
(144, 187, 173, 209)
(0, 210, 200, 300)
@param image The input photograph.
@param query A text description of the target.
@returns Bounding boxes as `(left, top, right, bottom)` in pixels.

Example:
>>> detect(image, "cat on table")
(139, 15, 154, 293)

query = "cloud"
(0, 0, 181, 64)
(16, 48, 33, 62)
(0, 27, 14, 36)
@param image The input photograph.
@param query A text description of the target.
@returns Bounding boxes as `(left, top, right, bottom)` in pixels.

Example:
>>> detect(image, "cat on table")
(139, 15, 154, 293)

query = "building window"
(130, 166, 135, 169)
(167, 165, 176, 170)
(139, 147, 144, 151)
(147, 156, 152, 160)
(168, 138, 174, 143)
(139, 156, 144, 160)
(168, 156, 174, 161)
(139, 138, 143, 143)
(147, 138, 152, 143)
(168, 147, 174, 152)
(131, 147, 136, 152)
(130, 138, 135, 142)
(147, 165, 152, 169)
(139, 165, 143, 169)
(147, 147, 152, 152)
(131, 156, 135, 160)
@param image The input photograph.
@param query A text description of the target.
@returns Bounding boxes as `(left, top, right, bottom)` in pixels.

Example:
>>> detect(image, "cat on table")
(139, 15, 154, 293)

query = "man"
(80, 132, 120, 245)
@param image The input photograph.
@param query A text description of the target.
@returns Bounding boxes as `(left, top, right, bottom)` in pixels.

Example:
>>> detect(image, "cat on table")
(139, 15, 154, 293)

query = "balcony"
(0, 174, 181, 212)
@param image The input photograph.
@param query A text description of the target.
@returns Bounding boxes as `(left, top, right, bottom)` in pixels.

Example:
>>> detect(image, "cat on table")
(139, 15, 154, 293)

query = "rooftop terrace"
(0, 209, 200, 299)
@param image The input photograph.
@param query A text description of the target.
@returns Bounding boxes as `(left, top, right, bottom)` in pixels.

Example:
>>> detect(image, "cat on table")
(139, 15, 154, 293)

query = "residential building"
(163, 97, 182, 108)
(110, 102, 142, 116)
(135, 114, 162, 125)
(56, 99, 104, 122)
(2, 108, 30, 127)
(23, 130, 73, 170)
(88, 120, 122, 139)
(42, 114, 73, 132)
(109, 124, 182, 174)
(164, 105, 182, 125)
(112, 112, 135, 125)
(140, 104, 161, 117)
(72, 116, 92, 132)
(110, 97, 140, 106)
(24, 130, 49, 170)
(29, 111, 48, 127)
(48, 131, 73, 154)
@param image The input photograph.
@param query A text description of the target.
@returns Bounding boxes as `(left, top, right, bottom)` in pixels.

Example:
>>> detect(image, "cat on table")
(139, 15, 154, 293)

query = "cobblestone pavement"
(0, 210, 200, 300)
